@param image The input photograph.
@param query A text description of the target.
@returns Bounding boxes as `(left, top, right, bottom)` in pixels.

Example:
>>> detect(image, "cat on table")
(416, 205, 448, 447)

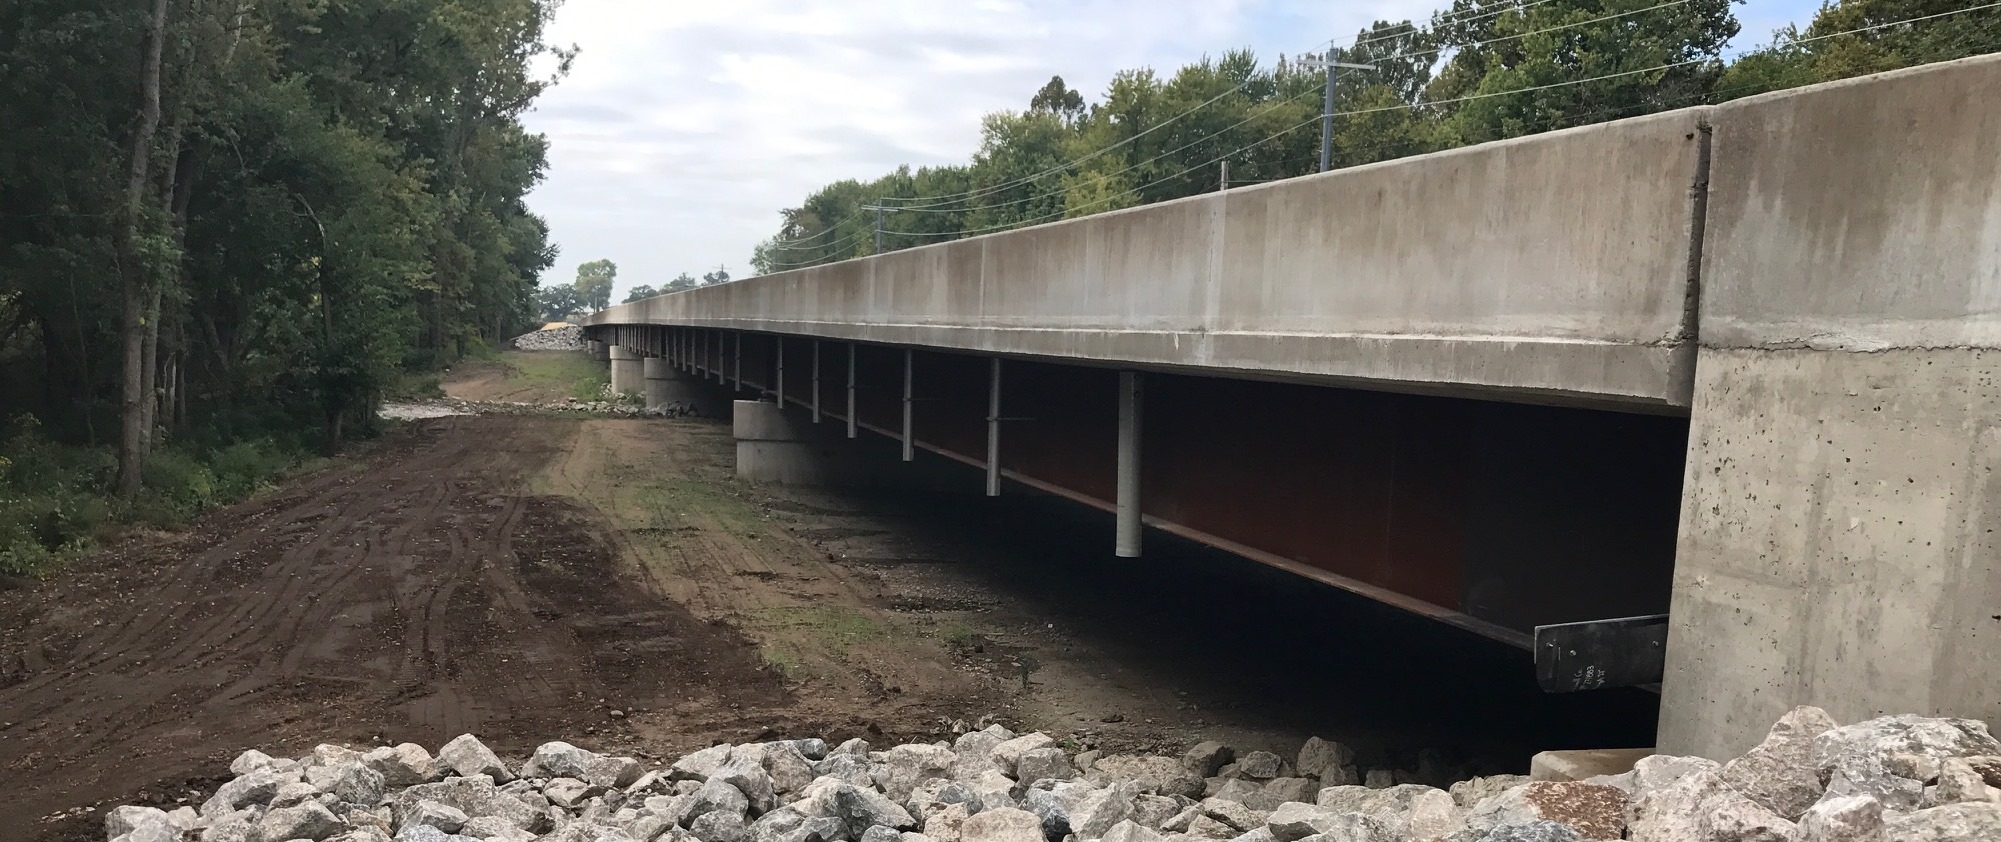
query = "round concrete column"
(643, 354, 724, 417)
(609, 345, 644, 396)
(588, 339, 609, 362)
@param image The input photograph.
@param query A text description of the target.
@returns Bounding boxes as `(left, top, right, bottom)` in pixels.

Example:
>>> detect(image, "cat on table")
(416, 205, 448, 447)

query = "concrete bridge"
(582, 55, 2001, 760)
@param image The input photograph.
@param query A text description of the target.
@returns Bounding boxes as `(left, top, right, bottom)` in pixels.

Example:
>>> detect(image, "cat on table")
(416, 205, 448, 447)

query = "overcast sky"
(521, 0, 1820, 301)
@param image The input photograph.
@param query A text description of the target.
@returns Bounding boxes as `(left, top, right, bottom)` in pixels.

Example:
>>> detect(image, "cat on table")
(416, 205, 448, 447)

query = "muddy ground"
(0, 353, 1657, 841)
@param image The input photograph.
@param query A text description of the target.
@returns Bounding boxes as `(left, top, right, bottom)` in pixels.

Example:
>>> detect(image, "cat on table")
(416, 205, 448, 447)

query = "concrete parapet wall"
(588, 109, 1711, 409)
(1662, 54, 2001, 759)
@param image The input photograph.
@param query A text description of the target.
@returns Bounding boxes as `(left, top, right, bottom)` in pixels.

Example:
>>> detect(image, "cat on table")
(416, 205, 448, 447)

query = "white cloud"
(521, 0, 1816, 297)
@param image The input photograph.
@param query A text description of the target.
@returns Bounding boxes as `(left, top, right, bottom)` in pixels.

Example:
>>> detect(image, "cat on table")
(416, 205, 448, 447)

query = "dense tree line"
(0, 0, 565, 569)
(0, 0, 563, 460)
(750, 0, 1999, 274)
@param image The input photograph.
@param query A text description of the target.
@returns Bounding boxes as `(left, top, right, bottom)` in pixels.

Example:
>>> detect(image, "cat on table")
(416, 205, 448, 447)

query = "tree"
(702, 267, 731, 285)
(1029, 76, 1087, 124)
(573, 259, 616, 312)
(623, 285, 657, 303)
(663, 272, 701, 293)
(538, 285, 585, 320)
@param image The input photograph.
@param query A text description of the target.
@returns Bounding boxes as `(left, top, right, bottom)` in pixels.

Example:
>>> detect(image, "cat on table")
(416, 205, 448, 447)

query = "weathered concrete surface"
(587, 109, 1710, 409)
(1660, 55, 2001, 759)
(734, 400, 963, 490)
(608, 345, 643, 396)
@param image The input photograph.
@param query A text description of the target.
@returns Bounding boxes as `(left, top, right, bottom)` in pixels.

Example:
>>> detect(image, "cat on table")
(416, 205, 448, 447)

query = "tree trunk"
(114, 0, 171, 498)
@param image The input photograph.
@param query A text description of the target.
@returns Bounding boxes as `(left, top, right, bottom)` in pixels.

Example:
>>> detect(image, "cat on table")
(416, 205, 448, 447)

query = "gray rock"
(1233, 754, 1284, 782)
(395, 826, 482, 842)
(273, 780, 322, 808)
(1193, 799, 1265, 832)
(542, 822, 642, 842)
(1721, 705, 1840, 820)
(672, 745, 736, 783)
(1288, 816, 1395, 842)
(924, 803, 972, 842)
(1263, 803, 1341, 842)
(365, 744, 440, 789)
(1097, 820, 1163, 842)
(1628, 769, 1793, 842)
(113, 821, 181, 842)
(1882, 802, 2001, 840)
(260, 801, 345, 840)
(1182, 815, 1236, 840)
(326, 763, 388, 806)
(1066, 782, 1142, 840)
(1017, 749, 1076, 785)
(232, 749, 295, 777)
(1448, 775, 1530, 809)
(780, 740, 831, 762)
(313, 745, 367, 768)
(954, 726, 1016, 778)
(1461, 781, 1624, 841)
(692, 809, 751, 842)
(1926, 757, 2000, 807)
(910, 780, 988, 821)
(1021, 787, 1072, 838)
(749, 808, 807, 842)
(462, 814, 538, 841)
(860, 825, 906, 842)
(1293, 740, 1351, 784)
(816, 753, 880, 788)
(1183, 744, 1234, 779)
(1127, 796, 1179, 830)
(523, 742, 642, 789)
(1073, 752, 1102, 774)
(203, 768, 299, 818)
(1815, 715, 2001, 811)
(958, 808, 1046, 842)
(682, 780, 751, 827)
(1468, 821, 1579, 842)
(330, 831, 396, 842)
(992, 736, 1057, 779)
(1206, 781, 1261, 805)
(108, 805, 173, 838)
(1222, 828, 1271, 842)
(438, 736, 514, 784)
(390, 776, 546, 834)
(962, 770, 1019, 812)
(717, 749, 779, 814)
(1159, 807, 1202, 834)
(201, 809, 265, 842)
(407, 799, 470, 833)
(549, 779, 611, 810)
(1243, 779, 1313, 812)
(835, 740, 872, 757)
(1795, 794, 1884, 842)
(836, 781, 920, 836)
(1312, 764, 1358, 789)
(1361, 770, 1394, 790)
(1088, 758, 1203, 799)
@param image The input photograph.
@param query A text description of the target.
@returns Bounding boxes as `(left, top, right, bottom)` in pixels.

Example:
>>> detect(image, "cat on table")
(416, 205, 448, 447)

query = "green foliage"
(623, 284, 658, 303)
(0, 0, 565, 458)
(571, 370, 611, 402)
(537, 284, 585, 320)
(750, 0, 1999, 275)
(573, 259, 617, 311)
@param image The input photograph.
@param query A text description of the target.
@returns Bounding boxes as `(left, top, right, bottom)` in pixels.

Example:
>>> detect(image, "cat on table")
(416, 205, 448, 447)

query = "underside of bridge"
(595, 325, 1688, 651)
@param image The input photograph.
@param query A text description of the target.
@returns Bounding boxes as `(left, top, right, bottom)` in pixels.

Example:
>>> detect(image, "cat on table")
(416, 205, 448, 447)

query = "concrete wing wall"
(587, 108, 1710, 409)
(1662, 54, 2001, 759)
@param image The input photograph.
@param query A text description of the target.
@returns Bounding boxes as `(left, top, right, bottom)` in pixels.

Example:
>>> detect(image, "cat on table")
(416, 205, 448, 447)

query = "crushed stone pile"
(510, 325, 585, 351)
(97, 709, 2001, 842)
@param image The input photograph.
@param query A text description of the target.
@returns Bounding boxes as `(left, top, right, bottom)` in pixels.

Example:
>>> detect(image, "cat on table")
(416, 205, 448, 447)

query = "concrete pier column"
(1115, 371, 1143, 558)
(588, 339, 608, 362)
(734, 399, 962, 490)
(608, 345, 643, 396)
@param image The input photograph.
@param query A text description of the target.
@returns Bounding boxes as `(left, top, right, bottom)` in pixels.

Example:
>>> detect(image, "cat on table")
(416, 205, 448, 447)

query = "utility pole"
(860, 203, 889, 254)
(1300, 50, 1376, 173)
(1219, 160, 1229, 192)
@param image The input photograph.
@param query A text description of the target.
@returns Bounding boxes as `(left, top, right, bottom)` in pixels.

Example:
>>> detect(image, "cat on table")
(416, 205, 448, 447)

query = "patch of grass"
(935, 621, 981, 654)
(743, 606, 892, 649)
(760, 645, 804, 678)
(629, 477, 763, 536)
(497, 350, 609, 403)
(571, 371, 610, 402)
(383, 370, 445, 400)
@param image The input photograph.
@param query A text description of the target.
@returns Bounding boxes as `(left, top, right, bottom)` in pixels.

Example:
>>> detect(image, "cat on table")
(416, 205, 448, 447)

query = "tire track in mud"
(0, 415, 785, 842)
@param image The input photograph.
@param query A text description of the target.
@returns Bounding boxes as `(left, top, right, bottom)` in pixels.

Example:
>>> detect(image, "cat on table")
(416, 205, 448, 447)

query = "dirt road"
(0, 417, 799, 840)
